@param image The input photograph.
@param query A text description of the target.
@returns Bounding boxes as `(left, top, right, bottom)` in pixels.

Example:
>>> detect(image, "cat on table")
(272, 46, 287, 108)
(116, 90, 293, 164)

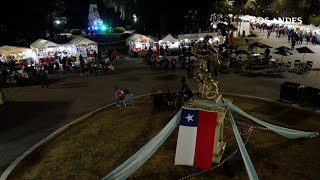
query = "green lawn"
(9, 95, 320, 180)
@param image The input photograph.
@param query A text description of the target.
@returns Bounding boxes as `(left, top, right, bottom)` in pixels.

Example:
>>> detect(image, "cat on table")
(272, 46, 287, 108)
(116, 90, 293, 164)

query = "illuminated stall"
(30, 39, 59, 63)
(159, 34, 180, 49)
(68, 36, 98, 60)
(178, 33, 220, 47)
(0, 45, 36, 67)
(126, 33, 155, 53)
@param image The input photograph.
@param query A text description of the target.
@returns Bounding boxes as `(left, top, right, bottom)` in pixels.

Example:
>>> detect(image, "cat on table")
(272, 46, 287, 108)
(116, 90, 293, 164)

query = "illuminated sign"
(255, 17, 303, 24)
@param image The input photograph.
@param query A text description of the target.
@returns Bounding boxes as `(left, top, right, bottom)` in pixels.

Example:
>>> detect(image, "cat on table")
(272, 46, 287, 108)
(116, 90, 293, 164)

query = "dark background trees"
(2, 0, 320, 46)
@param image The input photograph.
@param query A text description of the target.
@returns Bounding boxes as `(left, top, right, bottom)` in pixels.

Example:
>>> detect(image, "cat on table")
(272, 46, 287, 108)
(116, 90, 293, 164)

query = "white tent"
(0, 45, 37, 64)
(126, 33, 154, 46)
(30, 39, 58, 50)
(126, 33, 155, 52)
(69, 36, 97, 45)
(160, 34, 178, 42)
(0, 46, 32, 56)
(159, 34, 179, 48)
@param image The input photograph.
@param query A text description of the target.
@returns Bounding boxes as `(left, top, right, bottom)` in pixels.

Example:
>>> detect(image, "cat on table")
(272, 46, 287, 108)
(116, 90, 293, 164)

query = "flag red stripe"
(193, 111, 218, 170)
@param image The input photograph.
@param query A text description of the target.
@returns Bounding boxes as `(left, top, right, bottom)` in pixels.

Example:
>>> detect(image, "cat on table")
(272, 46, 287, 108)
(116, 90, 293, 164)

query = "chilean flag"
(175, 108, 218, 170)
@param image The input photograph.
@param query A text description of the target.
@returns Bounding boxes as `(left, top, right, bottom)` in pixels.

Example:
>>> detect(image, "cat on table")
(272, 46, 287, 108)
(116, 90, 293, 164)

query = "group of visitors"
(0, 59, 49, 88)
(79, 54, 114, 77)
(288, 31, 318, 50)
(152, 76, 194, 109)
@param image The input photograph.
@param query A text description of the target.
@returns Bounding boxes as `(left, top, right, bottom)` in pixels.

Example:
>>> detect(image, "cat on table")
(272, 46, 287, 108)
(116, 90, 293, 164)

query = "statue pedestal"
(185, 95, 232, 164)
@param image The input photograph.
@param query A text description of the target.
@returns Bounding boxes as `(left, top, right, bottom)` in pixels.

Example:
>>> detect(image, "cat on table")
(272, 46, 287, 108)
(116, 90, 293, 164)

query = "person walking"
(299, 34, 303, 44)
(171, 58, 176, 71)
(242, 30, 245, 38)
(312, 35, 316, 45)
(306, 34, 310, 45)
(291, 38, 296, 50)
(267, 30, 271, 39)
(265, 47, 270, 64)
(79, 54, 85, 76)
(39, 67, 48, 88)
(54, 61, 60, 73)
(164, 57, 169, 72)
(288, 33, 291, 43)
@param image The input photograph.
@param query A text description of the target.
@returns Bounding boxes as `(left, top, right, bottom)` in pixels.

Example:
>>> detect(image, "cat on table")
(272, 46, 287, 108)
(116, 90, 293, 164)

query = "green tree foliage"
(70, 29, 82, 35)
(102, 0, 136, 20)
(309, 16, 320, 26)
(113, 27, 125, 33)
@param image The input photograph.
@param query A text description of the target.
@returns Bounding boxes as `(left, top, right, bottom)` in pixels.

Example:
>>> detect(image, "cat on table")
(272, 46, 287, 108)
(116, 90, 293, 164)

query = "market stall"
(159, 34, 180, 49)
(68, 36, 98, 61)
(178, 33, 220, 47)
(0, 45, 36, 67)
(126, 33, 155, 53)
(30, 39, 59, 63)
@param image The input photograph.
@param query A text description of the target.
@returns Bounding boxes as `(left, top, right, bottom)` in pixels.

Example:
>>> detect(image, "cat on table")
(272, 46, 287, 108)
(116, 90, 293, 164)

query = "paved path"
(1, 35, 320, 175)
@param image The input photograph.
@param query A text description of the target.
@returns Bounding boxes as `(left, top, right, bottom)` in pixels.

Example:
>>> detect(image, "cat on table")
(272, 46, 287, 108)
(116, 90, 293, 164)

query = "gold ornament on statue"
(191, 35, 221, 101)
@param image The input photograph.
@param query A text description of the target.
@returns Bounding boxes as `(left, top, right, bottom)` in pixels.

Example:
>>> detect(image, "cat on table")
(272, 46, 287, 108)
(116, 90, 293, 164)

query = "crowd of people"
(0, 58, 49, 88)
(0, 48, 124, 88)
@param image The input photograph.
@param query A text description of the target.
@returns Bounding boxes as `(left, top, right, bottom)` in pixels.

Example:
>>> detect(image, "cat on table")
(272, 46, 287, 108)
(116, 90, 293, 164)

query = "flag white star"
(185, 113, 194, 122)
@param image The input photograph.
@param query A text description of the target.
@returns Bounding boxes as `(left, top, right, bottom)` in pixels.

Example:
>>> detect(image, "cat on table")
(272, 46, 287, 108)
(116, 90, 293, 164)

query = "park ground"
(1, 31, 320, 175)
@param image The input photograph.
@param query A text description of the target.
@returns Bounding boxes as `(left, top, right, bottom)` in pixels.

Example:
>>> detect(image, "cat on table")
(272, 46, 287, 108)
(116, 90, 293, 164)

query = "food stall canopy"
(159, 34, 178, 43)
(126, 33, 155, 45)
(69, 36, 97, 45)
(0, 45, 32, 56)
(30, 39, 58, 50)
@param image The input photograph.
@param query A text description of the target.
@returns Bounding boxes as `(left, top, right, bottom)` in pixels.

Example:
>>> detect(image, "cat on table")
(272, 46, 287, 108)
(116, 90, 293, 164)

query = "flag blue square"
(180, 108, 199, 127)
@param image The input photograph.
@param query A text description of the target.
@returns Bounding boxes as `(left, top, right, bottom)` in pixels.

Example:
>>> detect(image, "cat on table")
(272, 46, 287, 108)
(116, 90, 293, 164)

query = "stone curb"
(1, 92, 317, 179)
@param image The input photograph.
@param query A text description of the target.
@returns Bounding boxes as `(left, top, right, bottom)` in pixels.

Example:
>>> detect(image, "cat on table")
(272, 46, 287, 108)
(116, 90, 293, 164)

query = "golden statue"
(191, 35, 221, 101)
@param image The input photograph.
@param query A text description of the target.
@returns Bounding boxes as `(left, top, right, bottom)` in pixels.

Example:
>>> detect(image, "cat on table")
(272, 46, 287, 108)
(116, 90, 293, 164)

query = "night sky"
(0, 0, 211, 45)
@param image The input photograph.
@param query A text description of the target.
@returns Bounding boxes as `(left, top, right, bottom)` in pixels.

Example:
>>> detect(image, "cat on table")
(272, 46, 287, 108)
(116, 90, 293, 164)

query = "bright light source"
(199, 38, 204, 41)
(133, 14, 137, 23)
(101, 25, 107, 31)
(94, 27, 98, 30)
(55, 20, 61, 25)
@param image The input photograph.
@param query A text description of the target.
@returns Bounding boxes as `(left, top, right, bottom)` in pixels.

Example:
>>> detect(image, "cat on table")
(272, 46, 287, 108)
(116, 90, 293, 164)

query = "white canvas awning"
(0, 45, 32, 56)
(30, 39, 58, 50)
(126, 33, 155, 45)
(69, 36, 97, 45)
(159, 34, 178, 42)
